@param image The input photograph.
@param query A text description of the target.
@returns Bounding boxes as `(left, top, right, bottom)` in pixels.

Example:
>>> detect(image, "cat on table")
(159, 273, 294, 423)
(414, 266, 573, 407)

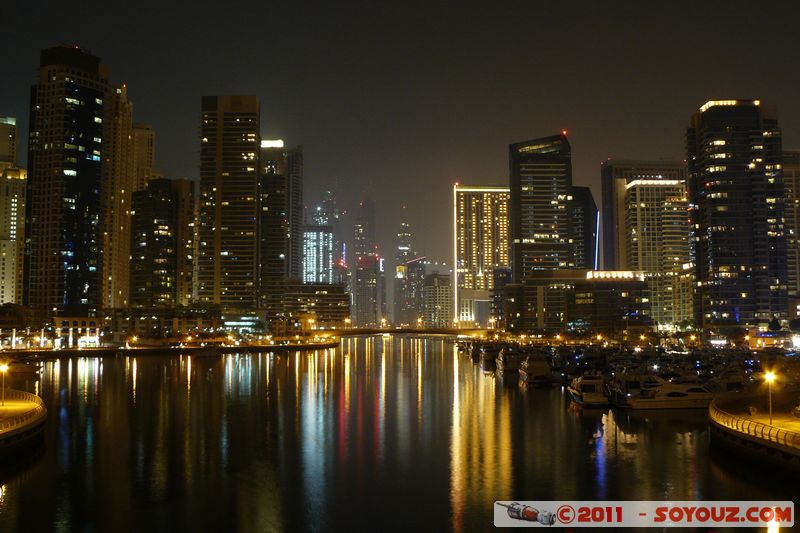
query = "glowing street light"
(765, 371, 776, 425)
(0, 364, 7, 406)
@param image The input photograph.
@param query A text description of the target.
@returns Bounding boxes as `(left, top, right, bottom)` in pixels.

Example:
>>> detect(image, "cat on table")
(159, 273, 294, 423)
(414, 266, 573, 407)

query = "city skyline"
(6, 3, 800, 264)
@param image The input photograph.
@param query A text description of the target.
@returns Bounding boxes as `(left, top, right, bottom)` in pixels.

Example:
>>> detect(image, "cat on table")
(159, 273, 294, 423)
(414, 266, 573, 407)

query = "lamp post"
(0, 364, 7, 406)
(765, 371, 776, 425)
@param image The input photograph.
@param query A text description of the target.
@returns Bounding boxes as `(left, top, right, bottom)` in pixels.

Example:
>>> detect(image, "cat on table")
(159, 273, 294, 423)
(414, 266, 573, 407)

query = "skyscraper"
(687, 99, 787, 328)
(26, 46, 108, 318)
(355, 253, 380, 326)
(623, 177, 691, 327)
(393, 215, 422, 325)
(302, 223, 334, 283)
(132, 123, 155, 191)
(171, 178, 196, 307)
(0, 166, 26, 304)
(509, 133, 573, 281)
(100, 84, 134, 311)
(600, 160, 686, 270)
(353, 197, 376, 257)
(0, 117, 17, 164)
(452, 184, 510, 326)
(570, 186, 598, 270)
(197, 95, 260, 310)
(130, 179, 178, 308)
(783, 151, 800, 304)
(285, 146, 304, 281)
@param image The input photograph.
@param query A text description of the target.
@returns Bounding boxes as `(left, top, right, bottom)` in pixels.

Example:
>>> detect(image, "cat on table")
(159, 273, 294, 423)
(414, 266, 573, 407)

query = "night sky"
(5, 1, 800, 269)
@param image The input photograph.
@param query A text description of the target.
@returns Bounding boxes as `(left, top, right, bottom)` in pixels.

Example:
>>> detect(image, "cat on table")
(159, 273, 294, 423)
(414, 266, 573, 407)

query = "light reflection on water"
(0, 336, 795, 532)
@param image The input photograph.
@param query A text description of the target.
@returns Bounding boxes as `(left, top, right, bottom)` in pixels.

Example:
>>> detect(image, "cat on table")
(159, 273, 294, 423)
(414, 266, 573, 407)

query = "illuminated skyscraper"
(25, 46, 108, 318)
(687, 99, 787, 328)
(394, 214, 423, 325)
(452, 184, 509, 326)
(303, 224, 334, 283)
(509, 133, 573, 281)
(0, 166, 26, 304)
(100, 84, 134, 311)
(623, 178, 691, 327)
(0, 117, 24, 304)
(570, 186, 598, 270)
(197, 95, 260, 310)
(600, 160, 686, 270)
(259, 140, 287, 316)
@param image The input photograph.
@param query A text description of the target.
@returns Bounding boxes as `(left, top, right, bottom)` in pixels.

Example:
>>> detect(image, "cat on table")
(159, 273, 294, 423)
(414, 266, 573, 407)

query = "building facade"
(509, 133, 573, 281)
(570, 185, 598, 270)
(302, 224, 334, 283)
(0, 167, 26, 304)
(354, 253, 380, 326)
(197, 95, 260, 310)
(423, 273, 453, 328)
(453, 184, 510, 326)
(687, 100, 787, 329)
(25, 46, 108, 319)
(600, 160, 687, 270)
(623, 178, 691, 328)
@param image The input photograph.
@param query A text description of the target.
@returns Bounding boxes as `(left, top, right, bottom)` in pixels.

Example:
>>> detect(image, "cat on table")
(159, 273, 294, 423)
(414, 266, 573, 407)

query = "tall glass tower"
(687, 99, 787, 328)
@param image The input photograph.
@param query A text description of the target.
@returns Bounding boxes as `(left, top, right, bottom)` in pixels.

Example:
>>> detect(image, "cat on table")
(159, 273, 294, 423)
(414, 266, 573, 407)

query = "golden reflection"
(450, 344, 512, 527)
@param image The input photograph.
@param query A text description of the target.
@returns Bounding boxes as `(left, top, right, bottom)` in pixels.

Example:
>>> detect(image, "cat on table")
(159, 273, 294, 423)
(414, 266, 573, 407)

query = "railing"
(0, 389, 47, 435)
(709, 401, 800, 451)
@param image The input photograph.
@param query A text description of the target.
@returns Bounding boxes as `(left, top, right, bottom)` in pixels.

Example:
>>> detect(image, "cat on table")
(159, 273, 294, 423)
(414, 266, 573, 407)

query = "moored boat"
(567, 374, 607, 406)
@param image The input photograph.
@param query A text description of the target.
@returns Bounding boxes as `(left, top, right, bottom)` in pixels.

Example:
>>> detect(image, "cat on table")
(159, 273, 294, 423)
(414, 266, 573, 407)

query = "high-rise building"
(259, 140, 289, 317)
(0, 166, 26, 304)
(171, 178, 196, 307)
(130, 179, 178, 308)
(623, 177, 691, 328)
(353, 197, 376, 257)
(453, 184, 510, 326)
(393, 215, 422, 325)
(100, 85, 134, 311)
(509, 133, 573, 281)
(197, 95, 260, 310)
(687, 99, 787, 328)
(26, 46, 108, 318)
(285, 146, 304, 281)
(354, 253, 380, 326)
(423, 273, 453, 328)
(783, 151, 800, 304)
(570, 186, 598, 270)
(0, 117, 18, 164)
(132, 123, 155, 191)
(600, 160, 686, 270)
(302, 223, 334, 283)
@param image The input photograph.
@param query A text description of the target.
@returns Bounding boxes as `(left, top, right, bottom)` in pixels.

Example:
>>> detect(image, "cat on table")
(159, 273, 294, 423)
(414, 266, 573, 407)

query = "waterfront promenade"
(0, 390, 47, 455)
(710, 392, 800, 468)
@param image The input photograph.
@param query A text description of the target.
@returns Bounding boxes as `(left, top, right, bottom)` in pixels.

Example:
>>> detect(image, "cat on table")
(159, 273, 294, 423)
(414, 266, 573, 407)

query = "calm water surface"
(0, 335, 796, 532)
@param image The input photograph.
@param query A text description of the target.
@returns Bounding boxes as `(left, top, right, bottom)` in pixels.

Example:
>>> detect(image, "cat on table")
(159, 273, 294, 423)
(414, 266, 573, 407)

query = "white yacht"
(615, 376, 715, 409)
(567, 374, 607, 406)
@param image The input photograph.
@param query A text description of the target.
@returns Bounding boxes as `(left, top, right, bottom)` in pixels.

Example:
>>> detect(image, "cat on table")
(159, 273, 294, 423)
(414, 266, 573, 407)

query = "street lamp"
(0, 364, 7, 406)
(765, 371, 776, 425)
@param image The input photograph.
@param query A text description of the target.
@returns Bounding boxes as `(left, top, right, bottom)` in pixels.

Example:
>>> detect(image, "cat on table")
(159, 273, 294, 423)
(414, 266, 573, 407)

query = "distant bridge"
(326, 328, 489, 337)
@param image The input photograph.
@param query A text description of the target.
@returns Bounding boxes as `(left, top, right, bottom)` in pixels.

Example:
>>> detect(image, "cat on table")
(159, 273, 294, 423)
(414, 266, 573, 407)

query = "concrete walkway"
(0, 391, 47, 435)
(745, 413, 800, 432)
